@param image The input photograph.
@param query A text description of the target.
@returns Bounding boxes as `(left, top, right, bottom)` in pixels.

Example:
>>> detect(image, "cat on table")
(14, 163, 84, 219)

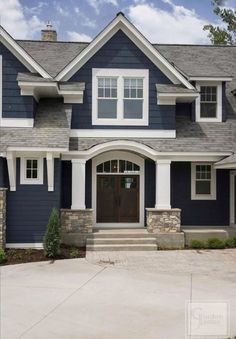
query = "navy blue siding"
(0, 157, 8, 187)
(70, 30, 175, 130)
(61, 160, 92, 209)
(222, 82, 227, 122)
(171, 162, 230, 225)
(145, 159, 155, 209)
(6, 158, 61, 243)
(0, 42, 35, 119)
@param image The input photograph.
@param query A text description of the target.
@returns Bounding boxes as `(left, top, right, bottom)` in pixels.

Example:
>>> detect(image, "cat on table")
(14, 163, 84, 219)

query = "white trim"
(71, 159, 86, 210)
(189, 76, 233, 82)
(70, 129, 175, 138)
(7, 147, 66, 153)
(92, 151, 145, 228)
(92, 68, 149, 126)
(46, 152, 54, 191)
(55, 14, 194, 90)
(157, 93, 199, 105)
(230, 171, 236, 225)
(6, 243, 43, 249)
(20, 157, 44, 185)
(195, 82, 222, 122)
(0, 27, 51, 78)
(0, 118, 34, 127)
(6, 152, 16, 191)
(155, 160, 171, 209)
(191, 163, 217, 200)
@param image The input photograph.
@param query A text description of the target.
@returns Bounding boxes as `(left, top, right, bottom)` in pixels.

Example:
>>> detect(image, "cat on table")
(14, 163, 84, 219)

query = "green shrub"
(190, 240, 206, 249)
(225, 238, 235, 248)
(43, 208, 60, 258)
(70, 248, 80, 258)
(207, 238, 225, 249)
(0, 248, 6, 264)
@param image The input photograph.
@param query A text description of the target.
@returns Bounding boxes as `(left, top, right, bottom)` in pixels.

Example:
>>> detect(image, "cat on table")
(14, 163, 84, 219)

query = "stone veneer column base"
(146, 208, 181, 233)
(0, 188, 7, 249)
(60, 209, 93, 247)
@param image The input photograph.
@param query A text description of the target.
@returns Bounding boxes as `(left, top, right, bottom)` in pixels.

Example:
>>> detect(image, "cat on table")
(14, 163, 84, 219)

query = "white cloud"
(0, 0, 44, 39)
(67, 31, 92, 42)
(87, 0, 118, 14)
(24, 1, 47, 16)
(54, 2, 69, 17)
(128, 2, 212, 44)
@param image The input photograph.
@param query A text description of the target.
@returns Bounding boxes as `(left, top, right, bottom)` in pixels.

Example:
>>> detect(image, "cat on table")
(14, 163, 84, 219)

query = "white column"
(46, 152, 54, 192)
(71, 159, 86, 210)
(6, 152, 16, 191)
(155, 160, 171, 210)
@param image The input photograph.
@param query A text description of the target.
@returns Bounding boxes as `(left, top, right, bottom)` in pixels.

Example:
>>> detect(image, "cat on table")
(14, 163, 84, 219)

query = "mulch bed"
(0, 246, 86, 266)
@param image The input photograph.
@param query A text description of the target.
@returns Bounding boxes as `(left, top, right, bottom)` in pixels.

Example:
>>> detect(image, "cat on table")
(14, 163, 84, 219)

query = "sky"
(0, 0, 235, 44)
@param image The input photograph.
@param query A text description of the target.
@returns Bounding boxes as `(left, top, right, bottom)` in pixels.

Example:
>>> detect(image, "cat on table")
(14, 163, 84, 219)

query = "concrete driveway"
(1, 249, 236, 339)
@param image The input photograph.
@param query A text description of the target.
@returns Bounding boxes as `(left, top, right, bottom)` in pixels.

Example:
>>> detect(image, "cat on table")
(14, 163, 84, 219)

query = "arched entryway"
(92, 151, 144, 227)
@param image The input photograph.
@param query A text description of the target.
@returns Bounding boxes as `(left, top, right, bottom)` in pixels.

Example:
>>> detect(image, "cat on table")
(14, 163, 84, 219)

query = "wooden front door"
(97, 175, 139, 223)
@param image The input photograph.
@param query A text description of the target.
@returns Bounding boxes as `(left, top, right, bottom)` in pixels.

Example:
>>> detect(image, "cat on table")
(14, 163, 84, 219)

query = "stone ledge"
(146, 208, 181, 234)
(146, 208, 181, 212)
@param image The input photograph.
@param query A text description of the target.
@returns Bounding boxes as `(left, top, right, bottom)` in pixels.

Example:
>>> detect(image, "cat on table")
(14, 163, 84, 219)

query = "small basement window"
(20, 157, 44, 185)
(191, 163, 216, 200)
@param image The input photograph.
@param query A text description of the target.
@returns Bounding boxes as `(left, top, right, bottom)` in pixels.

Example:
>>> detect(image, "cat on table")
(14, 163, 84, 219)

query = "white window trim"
(195, 81, 222, 122)
(92, 68, 149, 126)
(191, 163, 216, 200)
(20, 157, 44, 185)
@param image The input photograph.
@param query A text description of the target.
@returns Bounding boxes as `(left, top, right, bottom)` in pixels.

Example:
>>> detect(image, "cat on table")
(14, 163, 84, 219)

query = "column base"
(60, 209, 93, 246)
(146, 208, 181, 233)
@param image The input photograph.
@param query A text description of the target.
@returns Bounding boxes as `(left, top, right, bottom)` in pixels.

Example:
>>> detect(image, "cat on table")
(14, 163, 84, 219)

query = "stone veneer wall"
(0, 188, 7, 249)
(60, 209, 93, 247)
(146, 208, 181, 233)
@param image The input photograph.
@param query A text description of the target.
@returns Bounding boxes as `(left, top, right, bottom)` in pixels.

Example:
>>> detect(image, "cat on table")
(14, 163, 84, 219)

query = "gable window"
(20, 157, 44, 185)
(92, 68, 149, 126)
(196, 82, 222, 122)
(191, 163, 216, 200)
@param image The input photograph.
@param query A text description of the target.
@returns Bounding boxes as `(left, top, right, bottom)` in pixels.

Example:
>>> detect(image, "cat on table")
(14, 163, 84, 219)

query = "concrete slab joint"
(0, 188, 7, 250)
(146, 208, 181, 233)
(60, 209, 93, 246)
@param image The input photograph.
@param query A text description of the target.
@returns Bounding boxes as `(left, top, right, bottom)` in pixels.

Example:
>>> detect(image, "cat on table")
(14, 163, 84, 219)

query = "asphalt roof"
(0, 99, 71, 152)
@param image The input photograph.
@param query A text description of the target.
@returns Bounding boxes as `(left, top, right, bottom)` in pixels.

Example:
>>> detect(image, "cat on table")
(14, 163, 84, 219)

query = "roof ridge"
(17, 39, 89, 44)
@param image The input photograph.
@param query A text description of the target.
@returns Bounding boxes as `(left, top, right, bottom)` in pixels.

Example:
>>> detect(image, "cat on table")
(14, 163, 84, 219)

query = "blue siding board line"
(0, 42, 35, 119)
(70, 30, 176, 130)
(171, 162, 230, 226)
(6, 158, 62, 243)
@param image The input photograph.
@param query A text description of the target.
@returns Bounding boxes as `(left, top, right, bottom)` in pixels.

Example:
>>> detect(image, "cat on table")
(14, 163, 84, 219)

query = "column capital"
(156, 159, 171, 165)
(71, 158, 86, 164)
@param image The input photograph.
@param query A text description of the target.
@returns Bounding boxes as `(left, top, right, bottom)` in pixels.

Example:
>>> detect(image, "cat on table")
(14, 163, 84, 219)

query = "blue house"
(0, 13, 236, 250)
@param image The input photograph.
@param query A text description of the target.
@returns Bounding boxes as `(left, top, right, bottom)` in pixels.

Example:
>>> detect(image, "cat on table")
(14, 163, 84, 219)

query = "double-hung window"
(191, 163, 216, 200)
(92, 68, 149, 125)
(20, 157, 44, 185)
(196, 82, 222, 122)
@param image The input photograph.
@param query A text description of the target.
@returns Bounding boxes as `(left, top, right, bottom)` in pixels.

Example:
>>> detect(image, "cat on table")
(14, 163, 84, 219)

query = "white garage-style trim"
(92, 151, 145, 228)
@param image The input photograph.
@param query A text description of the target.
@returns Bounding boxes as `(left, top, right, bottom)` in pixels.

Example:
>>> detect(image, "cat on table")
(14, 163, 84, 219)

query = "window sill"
(191, 194, 217, 201)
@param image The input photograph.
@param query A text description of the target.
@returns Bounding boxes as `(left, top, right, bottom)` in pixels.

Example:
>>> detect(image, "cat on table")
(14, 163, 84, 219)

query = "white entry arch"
(92, 151, 145, 228)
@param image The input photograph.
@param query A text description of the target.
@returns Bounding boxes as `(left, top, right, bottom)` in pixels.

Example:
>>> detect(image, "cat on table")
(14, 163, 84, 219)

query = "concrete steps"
(86, 229, 158, 251)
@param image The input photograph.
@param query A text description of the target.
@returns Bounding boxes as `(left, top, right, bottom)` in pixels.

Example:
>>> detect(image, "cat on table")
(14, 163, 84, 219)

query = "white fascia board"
(188, 76, 233, 82)
(157, 93, 199, 98)
(7, 146, 67, 153)
(0, 118, 34, 127)
(0, 27, 51, 78)
(55, 14, 194, 90)
(70, 129, 176, 138)
(214, 163, 236, 169)
(6, 243, 43, 249)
